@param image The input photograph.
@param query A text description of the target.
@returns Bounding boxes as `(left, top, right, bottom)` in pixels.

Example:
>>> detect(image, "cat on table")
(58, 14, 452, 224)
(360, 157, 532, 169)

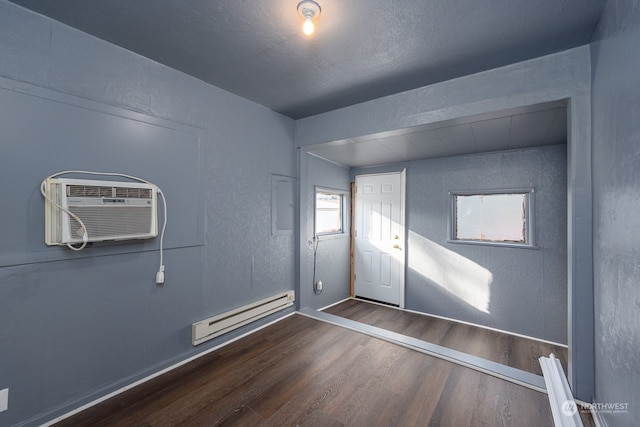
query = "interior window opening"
(450, 190, 534, 247)
(315, 189, 344, 235)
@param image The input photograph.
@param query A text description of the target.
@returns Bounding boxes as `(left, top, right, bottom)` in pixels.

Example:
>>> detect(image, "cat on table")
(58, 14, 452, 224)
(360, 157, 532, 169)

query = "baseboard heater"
(192, 290, 295, 346)
(539, 354, 584, 427)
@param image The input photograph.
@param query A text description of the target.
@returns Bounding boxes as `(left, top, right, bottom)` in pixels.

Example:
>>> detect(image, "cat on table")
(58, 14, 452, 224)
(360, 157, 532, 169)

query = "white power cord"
(40, 170, 168, 284)
(155, 188, 167, 284)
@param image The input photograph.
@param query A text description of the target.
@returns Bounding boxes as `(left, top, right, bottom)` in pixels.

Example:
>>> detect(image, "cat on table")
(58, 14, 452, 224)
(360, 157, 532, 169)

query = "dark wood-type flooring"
(54, 314, 575, 427)
(324, 299, 568, 377)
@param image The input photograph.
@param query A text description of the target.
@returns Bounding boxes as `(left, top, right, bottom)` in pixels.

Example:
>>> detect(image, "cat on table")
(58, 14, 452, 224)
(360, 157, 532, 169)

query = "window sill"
(315, 233, 349, 241)
(446, 239, 539, 250)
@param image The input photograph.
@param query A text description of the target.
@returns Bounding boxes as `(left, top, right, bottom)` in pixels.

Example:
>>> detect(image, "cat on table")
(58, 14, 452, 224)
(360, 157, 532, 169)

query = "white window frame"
(448, 188, 536, 248)
(314, 186, 348, 237)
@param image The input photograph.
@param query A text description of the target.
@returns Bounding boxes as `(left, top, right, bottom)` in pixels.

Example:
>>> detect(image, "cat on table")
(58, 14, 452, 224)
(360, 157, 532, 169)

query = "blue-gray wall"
(0, 2, 296, 426)
(298, 46, 594, 400)
(298, 152, 351, 310)
(4, 0, 628, 424)
(591, 1, 640, 425)
(353, 145, 568, 343)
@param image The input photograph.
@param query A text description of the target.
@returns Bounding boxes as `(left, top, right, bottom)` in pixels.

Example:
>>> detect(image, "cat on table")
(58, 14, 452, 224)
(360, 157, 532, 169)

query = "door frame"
(351, 169, 406, 308)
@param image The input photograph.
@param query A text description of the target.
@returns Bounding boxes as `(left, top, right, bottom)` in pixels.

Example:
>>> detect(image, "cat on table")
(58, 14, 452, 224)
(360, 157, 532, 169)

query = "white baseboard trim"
(588, 403, 608, 427)
(592, 410, 607, 427)
(317, 297, 352, 312)
(573, 398, 609, 427)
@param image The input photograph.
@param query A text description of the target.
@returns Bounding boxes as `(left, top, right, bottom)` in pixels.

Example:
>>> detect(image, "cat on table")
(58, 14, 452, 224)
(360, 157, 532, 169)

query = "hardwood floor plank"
(141, 326, 320, 425)
(342, 341, 409, 425)
(405, 315, 454, 345)
(393, 358, 454, 426)
(470, 371, 520, 426)
(217, 406, 265, 426)
(255, 337, 384, 425)
(248, 334, 356, 418)
(324, 299, 568, 376)
(172, 320, 353, 426)
(55, 314, 561, 427)
(383, 348, 432, 395)
(429, 364, 481, 426)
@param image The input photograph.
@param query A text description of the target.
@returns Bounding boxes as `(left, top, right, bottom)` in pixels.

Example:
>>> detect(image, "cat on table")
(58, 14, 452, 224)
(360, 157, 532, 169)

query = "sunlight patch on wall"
(408, 231, 493, 313)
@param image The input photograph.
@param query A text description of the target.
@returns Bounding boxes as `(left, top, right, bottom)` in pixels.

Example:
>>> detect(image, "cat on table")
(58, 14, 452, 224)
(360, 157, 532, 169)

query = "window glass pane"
(316, 191, 342, 234)
(455, 193, 527, 243)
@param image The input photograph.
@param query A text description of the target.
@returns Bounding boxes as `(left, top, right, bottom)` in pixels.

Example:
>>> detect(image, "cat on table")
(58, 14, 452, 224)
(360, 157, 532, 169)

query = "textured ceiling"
(9, 0, 606, 119)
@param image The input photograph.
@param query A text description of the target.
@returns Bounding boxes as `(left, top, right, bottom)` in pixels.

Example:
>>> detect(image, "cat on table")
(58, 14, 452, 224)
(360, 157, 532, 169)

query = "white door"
(354, 171, 405, 306)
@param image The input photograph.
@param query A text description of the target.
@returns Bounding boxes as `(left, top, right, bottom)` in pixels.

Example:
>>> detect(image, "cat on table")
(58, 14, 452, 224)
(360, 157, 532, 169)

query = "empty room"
(0, 1, 638, 426)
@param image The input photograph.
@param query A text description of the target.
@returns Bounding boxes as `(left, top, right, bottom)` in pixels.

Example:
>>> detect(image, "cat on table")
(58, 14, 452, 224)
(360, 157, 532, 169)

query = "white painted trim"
(41, 311, 296, 427)
(353, 297, 568, 348)
(574, 399, 605, 427)
(317, 297, 351, 311)
(399, 168, 406, 309)
(590, 407, 608, 427)
(540, 354, 583, 426)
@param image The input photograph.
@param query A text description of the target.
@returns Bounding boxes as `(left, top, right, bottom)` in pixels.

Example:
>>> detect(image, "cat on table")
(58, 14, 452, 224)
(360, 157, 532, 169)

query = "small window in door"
(449, 189, 535, 247)
(315, 189, 345, 235)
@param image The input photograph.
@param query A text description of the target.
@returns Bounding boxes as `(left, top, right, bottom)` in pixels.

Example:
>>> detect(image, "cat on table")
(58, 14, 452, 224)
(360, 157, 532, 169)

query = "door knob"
(394, 235, 399, 239)
(393, 244, 400, 249)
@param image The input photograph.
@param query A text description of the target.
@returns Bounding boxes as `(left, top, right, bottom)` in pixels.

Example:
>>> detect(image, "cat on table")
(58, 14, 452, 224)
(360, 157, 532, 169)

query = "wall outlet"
(0, 388, 8, 412)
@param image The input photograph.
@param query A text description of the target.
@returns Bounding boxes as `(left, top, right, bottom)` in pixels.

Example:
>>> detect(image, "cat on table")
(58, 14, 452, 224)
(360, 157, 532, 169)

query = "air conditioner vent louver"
(115, 187, 152, 199)
(45, 178, 158, 245)
(68, 185, 114, 198)
(66, 184, 153, 199)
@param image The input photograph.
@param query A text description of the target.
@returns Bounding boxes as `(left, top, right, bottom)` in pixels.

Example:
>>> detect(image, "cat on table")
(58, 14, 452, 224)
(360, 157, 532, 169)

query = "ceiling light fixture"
(297, 0, 321, 36)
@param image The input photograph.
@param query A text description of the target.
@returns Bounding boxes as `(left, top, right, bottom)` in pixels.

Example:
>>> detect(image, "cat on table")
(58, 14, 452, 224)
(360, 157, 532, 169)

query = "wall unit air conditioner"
(44, 177, 158, 245)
